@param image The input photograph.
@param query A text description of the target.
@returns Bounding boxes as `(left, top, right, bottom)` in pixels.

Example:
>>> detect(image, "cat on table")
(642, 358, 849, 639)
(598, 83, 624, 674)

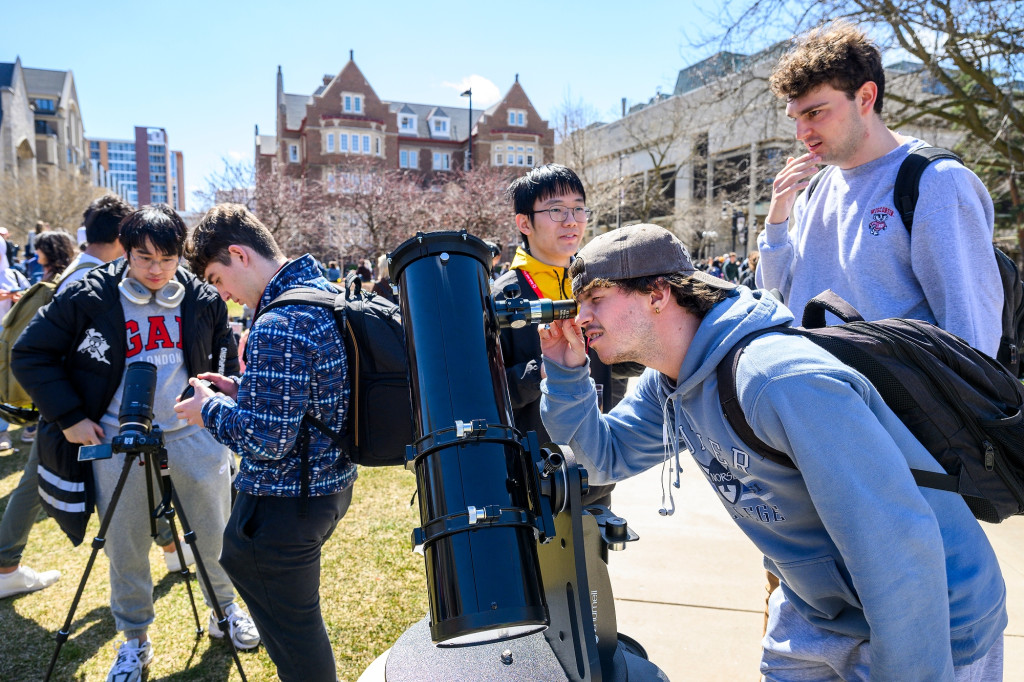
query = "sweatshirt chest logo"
(78, 328, 111, 365)
(867, 206, 894, 236)
(699, 457, 742, 505)
(126, 316, 183, 359)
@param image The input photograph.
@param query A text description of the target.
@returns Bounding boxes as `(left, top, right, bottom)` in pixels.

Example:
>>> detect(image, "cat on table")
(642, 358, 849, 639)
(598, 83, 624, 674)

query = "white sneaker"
(0, 564, 61, 599)
(106, 638, 154, 682)
(163, 541, 195, 573)
(208, 602, 261, 650)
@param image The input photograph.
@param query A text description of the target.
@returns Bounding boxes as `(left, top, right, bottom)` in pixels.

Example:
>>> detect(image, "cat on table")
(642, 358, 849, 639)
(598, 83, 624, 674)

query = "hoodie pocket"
(774, 556, 861, 621)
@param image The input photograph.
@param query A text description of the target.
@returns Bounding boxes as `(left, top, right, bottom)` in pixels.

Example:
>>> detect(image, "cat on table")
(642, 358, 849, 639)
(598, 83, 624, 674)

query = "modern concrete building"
(88, 127, 185, 210)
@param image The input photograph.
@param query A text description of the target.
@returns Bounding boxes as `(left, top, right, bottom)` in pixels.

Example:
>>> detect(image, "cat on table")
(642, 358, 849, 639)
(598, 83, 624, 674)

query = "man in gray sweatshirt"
(755, 20, 1001, 358)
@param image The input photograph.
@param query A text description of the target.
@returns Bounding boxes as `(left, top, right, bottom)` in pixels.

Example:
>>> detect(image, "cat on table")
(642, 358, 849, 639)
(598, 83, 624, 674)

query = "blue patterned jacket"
(202, 255, 357, 497)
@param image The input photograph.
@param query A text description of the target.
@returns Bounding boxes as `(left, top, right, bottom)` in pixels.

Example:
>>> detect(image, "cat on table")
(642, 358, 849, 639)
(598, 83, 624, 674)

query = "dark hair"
(770, 20, 886, 114)
(505, 164, 586, 249)
(118, 204, 187, 258)
(83, 194, 133, 245)
(35, 230, 76, 282)
(572, 268, 730, 320)
(186, 203, 281, 277)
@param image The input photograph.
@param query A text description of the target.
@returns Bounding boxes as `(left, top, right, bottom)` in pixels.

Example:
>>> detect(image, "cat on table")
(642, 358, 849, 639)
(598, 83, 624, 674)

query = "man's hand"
(766, 153, 820, 225)
(173, 377, 218, 427)
(195, 372, 239, 400)
(539, 319, 588, 369)
(63, 418, 104, 446)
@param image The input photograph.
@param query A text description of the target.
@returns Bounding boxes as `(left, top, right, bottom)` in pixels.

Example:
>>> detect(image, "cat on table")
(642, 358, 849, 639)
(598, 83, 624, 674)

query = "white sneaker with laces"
(0, 564, 61, 599)
(106, 638, 153, 682)
(163, 541, 195, 573)
(208, 603, 261, 650)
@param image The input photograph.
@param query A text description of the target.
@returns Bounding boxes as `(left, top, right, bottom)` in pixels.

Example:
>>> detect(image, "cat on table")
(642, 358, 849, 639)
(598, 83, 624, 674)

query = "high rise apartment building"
(88, 126, 185, 210)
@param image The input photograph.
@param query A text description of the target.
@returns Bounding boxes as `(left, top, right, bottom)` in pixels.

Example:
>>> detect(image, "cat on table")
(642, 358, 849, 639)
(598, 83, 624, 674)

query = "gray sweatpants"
(93, 427, 235, 637)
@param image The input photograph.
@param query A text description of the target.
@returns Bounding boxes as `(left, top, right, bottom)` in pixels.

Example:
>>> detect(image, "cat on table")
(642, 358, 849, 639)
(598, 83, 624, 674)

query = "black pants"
(221, 488, 353, 682)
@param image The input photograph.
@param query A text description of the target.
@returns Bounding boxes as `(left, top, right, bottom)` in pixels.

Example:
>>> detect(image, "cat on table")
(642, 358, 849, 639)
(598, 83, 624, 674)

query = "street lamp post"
(461, 88, 472, 170)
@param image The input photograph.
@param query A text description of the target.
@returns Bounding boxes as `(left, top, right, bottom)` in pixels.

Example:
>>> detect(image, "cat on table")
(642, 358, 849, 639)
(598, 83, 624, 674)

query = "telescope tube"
(390, 232, 548, 647)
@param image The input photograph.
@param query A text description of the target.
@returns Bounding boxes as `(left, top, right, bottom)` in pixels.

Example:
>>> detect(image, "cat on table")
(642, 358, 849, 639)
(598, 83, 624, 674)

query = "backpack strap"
(805, 169, 825, 202)
(893, 147, 962, 233)
(716, 328, 796, 468)
(801, 290, 865, 329)
(247, 285, 350, 494)
(717, 321, 965, 495)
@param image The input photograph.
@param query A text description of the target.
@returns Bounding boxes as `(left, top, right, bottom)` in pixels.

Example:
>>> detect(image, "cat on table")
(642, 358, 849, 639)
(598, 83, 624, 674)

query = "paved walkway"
(607, 464, 1024, 681)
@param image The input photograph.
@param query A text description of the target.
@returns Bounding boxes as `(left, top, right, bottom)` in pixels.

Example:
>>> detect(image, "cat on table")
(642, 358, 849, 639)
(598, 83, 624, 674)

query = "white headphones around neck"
(118, 271, 185, 308)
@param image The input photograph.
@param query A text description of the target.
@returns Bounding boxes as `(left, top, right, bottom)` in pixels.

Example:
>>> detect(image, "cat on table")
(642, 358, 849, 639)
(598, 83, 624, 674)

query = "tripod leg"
(167, 478, 249, 682)
(44, 452, 139, 682)
(150, 452, 204, 634)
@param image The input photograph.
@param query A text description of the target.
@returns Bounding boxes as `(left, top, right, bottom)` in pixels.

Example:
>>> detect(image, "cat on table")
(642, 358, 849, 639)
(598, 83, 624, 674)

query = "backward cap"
(571, 223, 735, 294)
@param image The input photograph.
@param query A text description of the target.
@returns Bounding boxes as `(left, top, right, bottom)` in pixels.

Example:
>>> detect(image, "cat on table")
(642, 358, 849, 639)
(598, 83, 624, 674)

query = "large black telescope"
(361, 231, 666, 681)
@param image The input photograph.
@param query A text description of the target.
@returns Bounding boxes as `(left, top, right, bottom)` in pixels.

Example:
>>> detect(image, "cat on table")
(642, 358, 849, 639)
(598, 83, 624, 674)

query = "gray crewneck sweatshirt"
(756, 139, 1001, 357)
(102, 290, 197, 443)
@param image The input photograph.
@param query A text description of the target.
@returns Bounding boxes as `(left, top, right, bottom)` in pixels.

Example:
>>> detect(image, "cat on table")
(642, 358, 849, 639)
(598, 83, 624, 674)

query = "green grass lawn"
(0, 432, 427, 681)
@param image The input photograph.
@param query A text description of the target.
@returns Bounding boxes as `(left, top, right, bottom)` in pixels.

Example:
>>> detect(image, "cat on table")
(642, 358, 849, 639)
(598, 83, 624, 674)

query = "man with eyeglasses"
(493, 164, 637, 508)
(12, 205, 259, 682)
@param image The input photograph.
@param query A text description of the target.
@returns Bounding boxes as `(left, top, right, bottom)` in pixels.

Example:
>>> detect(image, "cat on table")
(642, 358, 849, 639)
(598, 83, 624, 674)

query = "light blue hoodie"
(541, 287, 1006, 680)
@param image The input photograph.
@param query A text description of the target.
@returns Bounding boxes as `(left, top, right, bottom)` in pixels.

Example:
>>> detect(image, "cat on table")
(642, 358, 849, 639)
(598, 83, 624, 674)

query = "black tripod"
(43, 428, 248, 681)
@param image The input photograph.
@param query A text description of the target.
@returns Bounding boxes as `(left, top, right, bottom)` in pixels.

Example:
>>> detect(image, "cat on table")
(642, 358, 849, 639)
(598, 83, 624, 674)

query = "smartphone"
(78, 443, 113, 461)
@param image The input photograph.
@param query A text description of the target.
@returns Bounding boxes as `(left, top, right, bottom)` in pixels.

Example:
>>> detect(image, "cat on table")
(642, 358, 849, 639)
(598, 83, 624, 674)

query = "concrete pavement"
(606, 464, 1024, 681)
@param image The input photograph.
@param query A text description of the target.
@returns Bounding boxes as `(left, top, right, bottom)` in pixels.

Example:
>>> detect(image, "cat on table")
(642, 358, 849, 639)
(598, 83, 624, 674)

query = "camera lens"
(119, 362, 157, 432)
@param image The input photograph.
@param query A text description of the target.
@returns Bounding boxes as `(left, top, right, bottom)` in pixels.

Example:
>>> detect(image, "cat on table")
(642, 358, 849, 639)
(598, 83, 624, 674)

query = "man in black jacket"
(493, 165, 638, 507)
(12, 205, 258, 682)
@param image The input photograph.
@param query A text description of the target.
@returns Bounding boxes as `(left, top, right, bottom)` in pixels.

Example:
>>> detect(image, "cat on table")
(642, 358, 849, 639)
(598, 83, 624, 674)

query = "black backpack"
(717, 290, 1024, 523)
(807, 146, 1024, 377)
(253, 279, 413, 467)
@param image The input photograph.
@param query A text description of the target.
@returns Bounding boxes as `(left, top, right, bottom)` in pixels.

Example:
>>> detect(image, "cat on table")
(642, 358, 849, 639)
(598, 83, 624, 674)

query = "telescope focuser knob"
(503, 283, 521, 299)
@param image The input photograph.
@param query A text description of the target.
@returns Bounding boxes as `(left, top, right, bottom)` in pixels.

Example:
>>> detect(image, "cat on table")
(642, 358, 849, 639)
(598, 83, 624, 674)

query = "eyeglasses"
(528, 207, 593, 223)
(131, 251, 179, 271)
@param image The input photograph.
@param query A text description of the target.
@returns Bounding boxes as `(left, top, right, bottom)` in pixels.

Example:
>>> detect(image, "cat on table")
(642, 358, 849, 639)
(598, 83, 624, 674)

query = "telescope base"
(366, 617, 669, 682)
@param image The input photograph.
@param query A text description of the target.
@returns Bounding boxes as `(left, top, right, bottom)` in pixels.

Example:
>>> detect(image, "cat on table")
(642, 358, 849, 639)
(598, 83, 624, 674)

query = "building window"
(327, 172, 336, 193)
(375, 137, 381, 155)
(433, 152, 450, 171)
(400, 150, 419, 169)
(326, 133, 335, 153)
(362, 135, 370, 153)
(343, 93, 364, 114)
(526, 155, 533, 166)
(340, 134, 348, 152)
(289, 144, 299, 162)
(495, 154, 503, 165)
(517, 154, 524, 166)
(400, 115, 416, 131)
(33, 98, 55, 113)
(351, 134, 359, 153)
(432, 118, 449, 134)
(508, 109, 526, 126)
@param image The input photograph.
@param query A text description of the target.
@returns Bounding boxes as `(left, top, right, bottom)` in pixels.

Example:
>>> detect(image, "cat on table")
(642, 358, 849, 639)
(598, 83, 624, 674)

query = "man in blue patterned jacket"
(176, 204, 355, 682)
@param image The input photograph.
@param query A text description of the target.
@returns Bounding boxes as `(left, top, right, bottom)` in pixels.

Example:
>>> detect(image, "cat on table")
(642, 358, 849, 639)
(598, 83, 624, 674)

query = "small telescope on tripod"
(361, 231, 667, 681)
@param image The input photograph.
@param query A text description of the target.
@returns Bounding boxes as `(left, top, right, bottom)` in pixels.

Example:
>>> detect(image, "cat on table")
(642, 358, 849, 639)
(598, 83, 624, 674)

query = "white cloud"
(441, 75, 501, 107)
(226, 150, 245, 161)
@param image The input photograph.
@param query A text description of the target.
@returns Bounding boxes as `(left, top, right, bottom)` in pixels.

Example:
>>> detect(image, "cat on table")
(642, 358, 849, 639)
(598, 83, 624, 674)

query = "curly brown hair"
(35, 230, 76, 282)
(769, 20, 885, 114)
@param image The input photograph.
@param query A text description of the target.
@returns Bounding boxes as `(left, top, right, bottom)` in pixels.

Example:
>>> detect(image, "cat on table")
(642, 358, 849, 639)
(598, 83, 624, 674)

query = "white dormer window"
(508, 109, 526, 126)
(343, 92, 364, 114)
(400, 115, 417, 132)
(432, 118, 449, 135)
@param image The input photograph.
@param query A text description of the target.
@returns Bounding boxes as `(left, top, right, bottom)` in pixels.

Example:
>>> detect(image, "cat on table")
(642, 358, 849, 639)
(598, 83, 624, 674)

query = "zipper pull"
(984, 441, 995, 471)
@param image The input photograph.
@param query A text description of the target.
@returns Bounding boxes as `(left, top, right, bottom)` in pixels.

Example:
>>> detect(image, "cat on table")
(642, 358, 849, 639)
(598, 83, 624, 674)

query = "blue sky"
(2, 0, 769, 211)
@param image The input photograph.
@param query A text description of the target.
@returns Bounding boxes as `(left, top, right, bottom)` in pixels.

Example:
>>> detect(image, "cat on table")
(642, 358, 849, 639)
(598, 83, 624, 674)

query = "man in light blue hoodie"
(540, 223, 1006, 681)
